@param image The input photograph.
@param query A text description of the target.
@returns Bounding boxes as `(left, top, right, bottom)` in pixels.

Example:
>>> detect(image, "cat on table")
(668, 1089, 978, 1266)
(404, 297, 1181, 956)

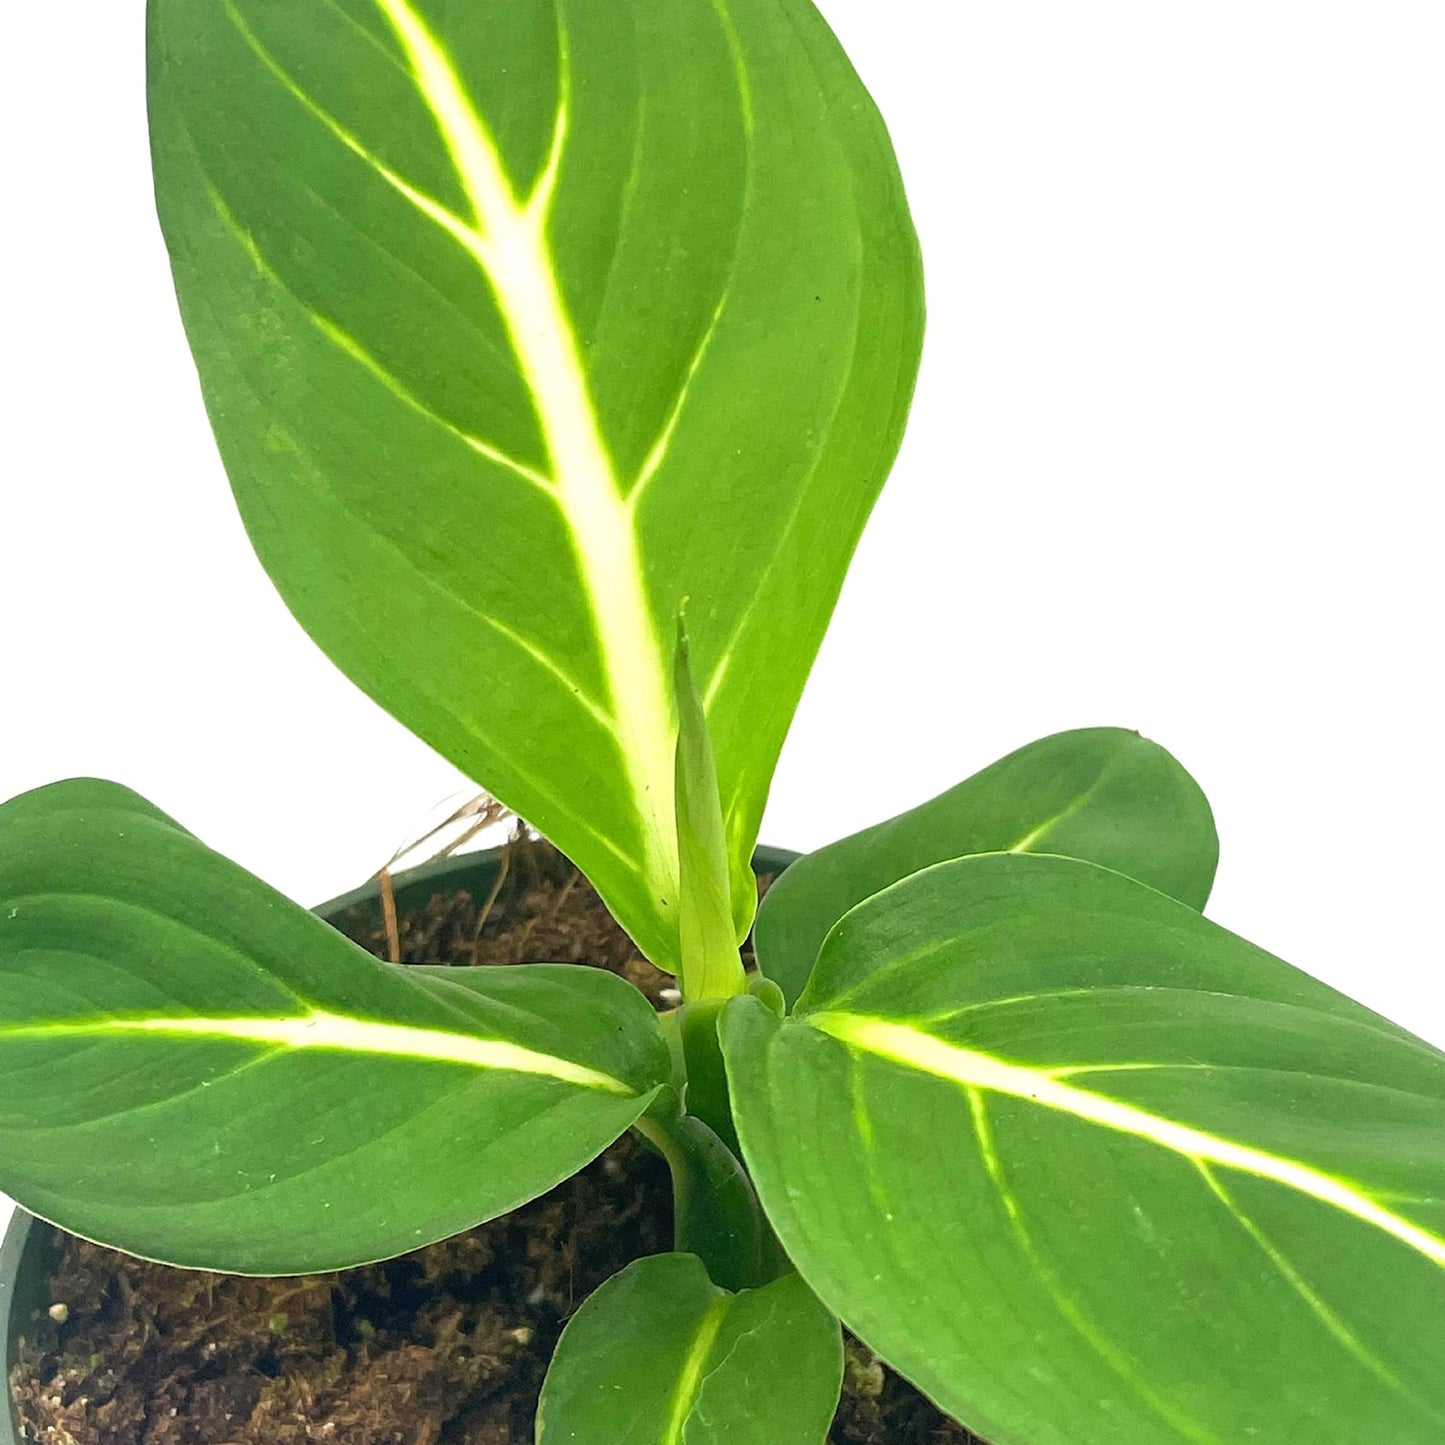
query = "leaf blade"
(755, 727, 1219, 1004)
(725, 854, 1445, 1444)
(537, 1253, 841, 1445)
(147, 0, 922, 969)
(0, 779, 669, 1274)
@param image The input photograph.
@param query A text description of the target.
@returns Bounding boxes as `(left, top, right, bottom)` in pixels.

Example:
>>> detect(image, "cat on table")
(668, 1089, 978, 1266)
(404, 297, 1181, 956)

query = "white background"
(2, 2, 1441, 1242)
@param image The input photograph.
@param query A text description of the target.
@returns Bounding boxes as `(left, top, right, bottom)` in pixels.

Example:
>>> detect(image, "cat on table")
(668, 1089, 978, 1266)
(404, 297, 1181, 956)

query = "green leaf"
(0, 779, 669, 1274)
(755, 727, 1218, 1004)
(537, 1253, 841, 1445)
(724, 853, 1445, 1445)
(674, 616, 746, 1001)
(147, 0, 923, 971)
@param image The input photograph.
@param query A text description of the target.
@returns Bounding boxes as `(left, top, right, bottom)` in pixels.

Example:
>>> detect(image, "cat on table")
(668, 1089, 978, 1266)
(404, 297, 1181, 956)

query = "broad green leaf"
(0, 779, 668, 1274)
(537, 1253, 841, 1445)
(724, 854, 1445, 1445)
(673, 618, 746, 1000)
(755, 727, 1218, 1004)
(147, 0, 923, 972)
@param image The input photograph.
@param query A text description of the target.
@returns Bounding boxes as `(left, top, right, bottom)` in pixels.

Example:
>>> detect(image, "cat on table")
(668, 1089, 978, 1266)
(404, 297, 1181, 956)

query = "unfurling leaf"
(0, 780, 668, 1273)
(725, 853, 1445, 1445)
(674, 615, 746, 1001)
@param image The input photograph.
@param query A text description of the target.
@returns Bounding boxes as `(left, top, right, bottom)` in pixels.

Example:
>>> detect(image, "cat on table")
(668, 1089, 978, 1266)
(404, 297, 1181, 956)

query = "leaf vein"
(1196, 1161, 1439, 1416)
(970, 1090, 1224, 1445)
(0, 1011, 634, 1093)
(810, 1013, 1445, 1269)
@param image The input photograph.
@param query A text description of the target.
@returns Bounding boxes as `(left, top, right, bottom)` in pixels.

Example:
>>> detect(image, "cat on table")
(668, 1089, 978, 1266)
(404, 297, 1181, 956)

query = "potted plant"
(3, 1, 1443, 1443)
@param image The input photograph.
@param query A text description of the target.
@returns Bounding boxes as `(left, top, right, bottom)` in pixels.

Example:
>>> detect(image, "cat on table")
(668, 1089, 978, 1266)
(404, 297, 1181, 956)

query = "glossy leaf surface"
(537, 1253, 841, 1445)
(147, 0, 923, 970)
(725, 853, 1445, 1444)
(0, 780, 668, 1273)
(755, 727, 1218, 1004)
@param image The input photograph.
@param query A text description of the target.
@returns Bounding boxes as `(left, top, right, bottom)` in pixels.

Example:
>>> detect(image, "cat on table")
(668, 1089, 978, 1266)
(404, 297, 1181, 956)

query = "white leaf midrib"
(663, 1294, 731, 1445)
(369, 0, 678, 922)
(2, 1010, 635, 1095)
(806, 1010, 1445, 1270)
(221, 0, 682, 932)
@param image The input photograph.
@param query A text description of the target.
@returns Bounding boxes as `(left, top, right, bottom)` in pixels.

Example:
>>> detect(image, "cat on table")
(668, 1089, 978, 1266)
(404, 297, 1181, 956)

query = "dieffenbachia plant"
(2, 2, 1442, 1442)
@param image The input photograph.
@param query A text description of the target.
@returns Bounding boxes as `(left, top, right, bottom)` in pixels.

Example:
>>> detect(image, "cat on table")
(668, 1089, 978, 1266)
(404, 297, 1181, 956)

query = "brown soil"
(9, 834, 983, 1445)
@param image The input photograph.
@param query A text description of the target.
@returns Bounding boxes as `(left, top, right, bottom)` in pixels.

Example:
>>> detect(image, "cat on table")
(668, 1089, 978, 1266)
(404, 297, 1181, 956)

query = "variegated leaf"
(725, 853, 1445, 1444)
(0, 780, 668, 1273)
(147, 0, 923, 968)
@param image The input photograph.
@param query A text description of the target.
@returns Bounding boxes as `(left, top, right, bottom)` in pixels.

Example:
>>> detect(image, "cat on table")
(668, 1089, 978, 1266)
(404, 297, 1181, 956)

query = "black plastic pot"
(0, 843, 798, 1443)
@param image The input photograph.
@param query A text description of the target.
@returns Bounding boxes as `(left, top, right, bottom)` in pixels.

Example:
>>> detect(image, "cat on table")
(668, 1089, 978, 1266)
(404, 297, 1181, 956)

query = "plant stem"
(677, 999, 740, 1156)
(634, 1101, 780, 1293)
